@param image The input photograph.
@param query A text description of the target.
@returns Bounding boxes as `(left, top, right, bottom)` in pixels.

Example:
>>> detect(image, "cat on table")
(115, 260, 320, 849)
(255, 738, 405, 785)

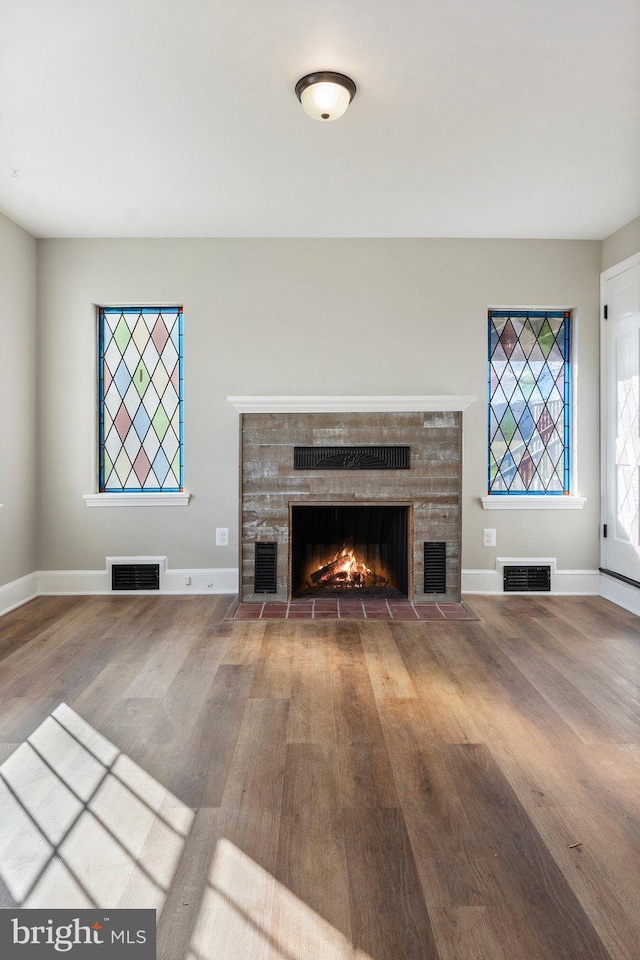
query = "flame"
(317, 547, 371, 586)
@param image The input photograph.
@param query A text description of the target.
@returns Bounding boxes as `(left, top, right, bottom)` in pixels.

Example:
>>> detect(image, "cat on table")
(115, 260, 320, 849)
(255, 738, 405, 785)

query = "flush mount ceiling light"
(295, 72, 357, 121)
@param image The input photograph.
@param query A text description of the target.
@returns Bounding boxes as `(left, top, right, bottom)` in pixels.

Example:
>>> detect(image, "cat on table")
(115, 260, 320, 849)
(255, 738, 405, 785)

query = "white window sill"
(481, 496, 586, 510)
(84, 493, 191, 507)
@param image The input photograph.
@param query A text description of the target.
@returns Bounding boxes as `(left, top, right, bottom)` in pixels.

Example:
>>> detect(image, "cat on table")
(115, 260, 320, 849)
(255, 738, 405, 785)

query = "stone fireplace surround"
(228, 396, 475, 604)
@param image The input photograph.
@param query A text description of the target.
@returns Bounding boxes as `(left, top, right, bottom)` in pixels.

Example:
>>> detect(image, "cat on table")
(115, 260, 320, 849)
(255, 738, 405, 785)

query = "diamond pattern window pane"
(99, 307, 183, 492)
(488, 310, 571, 495)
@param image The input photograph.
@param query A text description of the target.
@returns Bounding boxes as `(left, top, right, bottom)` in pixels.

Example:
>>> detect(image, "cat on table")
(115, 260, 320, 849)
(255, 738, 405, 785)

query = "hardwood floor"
(0, 593, 639, 959)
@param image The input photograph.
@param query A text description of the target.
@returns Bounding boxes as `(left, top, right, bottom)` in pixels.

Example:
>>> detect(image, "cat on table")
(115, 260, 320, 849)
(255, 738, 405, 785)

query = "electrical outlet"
(216, 527, 229, 547)
(483, 528, 496, 547)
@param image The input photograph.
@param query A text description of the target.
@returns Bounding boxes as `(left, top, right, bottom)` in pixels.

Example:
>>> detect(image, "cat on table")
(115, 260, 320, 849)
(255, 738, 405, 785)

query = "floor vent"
(112, 563, 160, 591)
(503, 565, 551, 592)
(255, 542, 278, 593)
(424, 541, 446, 594)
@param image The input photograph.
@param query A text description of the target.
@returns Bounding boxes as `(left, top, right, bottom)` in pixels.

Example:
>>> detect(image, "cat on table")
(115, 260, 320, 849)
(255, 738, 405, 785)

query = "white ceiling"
(1, 0, 639, 239)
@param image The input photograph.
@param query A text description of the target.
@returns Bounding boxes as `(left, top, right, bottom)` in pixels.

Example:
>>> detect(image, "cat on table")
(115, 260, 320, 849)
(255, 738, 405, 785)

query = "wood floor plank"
(377, 705, 483, 910)
(1, 594, 639, 960)
(453, 621, 640, 821)
(0, 695, 63, 743)
(122, 628, 203, 699)
(358, 621, 418, 700)
(447, 742, 611, 960)
(525, 616, 640, 739)
(274, 743, 351, 951)
(473, 595, 640, 692)
(219, 620, 267, 665)
(0, 743, 20, 764)
(102, 697, 163, 756)
(343, 806, 438, 960)
(526, 801, 640, 960)
(218, 697, 290, 868)
(425, 622, 640, 958)
(0, 597, 85, 664)
(451, 620, 584, 751)
(552, 595, 640, 648)
(445, 906, 510, 960)
(0, 600, 119, 689)
(331, 655, 399, 809)
(250, 621, 297, 699)
(392, 622, 483, 743)
(422, 621, 588, 808)
(156, 807, 221, 960)
(132, 644, 255, 810)
(166, 664, 256, 808)
(488, 629, 631, 745)
(287, 624, 337, 746)
(0, 620, 118, 694)
(190, 698, 290, 960)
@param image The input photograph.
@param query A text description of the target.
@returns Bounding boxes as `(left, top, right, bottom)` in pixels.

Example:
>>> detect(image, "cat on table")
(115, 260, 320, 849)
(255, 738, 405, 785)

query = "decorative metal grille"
(98, 307, 183, 492)
(254, 542, 278, 593)
(112, 564, 160, 591)
(294, 446, 410, 470)
(503, 565, 551, 592)
(488, 310, 571, 495)
(423, 541, 447, 594)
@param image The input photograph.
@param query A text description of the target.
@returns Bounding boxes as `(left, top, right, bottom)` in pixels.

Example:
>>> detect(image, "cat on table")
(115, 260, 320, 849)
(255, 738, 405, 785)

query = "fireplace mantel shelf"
(227, 395, 476, 413)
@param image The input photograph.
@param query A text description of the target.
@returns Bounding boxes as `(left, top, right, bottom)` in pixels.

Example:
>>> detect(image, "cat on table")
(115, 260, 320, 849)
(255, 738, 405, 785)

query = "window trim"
(487, 306, 575, 499)
(84, 493, 190, 507)
(480, 495, 586, 510)
(96, 304, 184, 495)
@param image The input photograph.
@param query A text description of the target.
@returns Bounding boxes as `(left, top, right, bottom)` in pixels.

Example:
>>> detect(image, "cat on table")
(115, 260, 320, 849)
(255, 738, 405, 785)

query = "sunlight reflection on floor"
(1, 705, 374, 960)
(188, 838, 372, 960)
(0, 703, 193, 910)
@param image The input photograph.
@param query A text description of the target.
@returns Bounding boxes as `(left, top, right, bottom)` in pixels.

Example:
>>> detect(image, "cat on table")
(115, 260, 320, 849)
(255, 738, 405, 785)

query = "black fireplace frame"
(288, 501, 414, 600)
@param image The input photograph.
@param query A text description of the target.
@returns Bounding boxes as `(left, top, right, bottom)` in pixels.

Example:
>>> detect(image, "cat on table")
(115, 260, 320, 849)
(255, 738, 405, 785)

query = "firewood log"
(311, 556, 349, 584)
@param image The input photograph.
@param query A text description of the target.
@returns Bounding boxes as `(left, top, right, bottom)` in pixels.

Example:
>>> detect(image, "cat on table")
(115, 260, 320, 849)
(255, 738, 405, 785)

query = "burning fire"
(307, 546, 388, 591)
(319, 547, 371, 586)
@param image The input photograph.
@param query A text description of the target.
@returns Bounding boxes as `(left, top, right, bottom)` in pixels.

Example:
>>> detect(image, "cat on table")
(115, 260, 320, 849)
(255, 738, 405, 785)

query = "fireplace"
(290, 504, 410, 599)
(230, 400, 472, 604)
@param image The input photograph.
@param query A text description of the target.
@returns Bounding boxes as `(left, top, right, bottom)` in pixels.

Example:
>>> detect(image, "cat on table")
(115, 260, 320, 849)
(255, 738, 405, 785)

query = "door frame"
(600, 250, 640, 576)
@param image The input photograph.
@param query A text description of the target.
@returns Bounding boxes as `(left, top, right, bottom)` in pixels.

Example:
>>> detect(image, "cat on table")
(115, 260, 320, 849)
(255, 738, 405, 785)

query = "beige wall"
(0, 213, 37, 587)
(35, 238, 602, 575)
(602, 214, 640, 271)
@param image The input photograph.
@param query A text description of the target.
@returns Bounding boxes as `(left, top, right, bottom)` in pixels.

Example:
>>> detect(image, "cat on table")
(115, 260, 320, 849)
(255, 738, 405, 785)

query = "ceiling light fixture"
(295, 72, 357, 122)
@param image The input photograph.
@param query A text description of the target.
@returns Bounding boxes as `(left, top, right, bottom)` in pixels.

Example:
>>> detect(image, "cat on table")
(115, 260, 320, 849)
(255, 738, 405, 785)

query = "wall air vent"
(112, 563, 160, 591)
(503, 565, 551, 592)
(254, 542, 278, 593)
(424, 541, 446, 594)
(294, 446, 410, 470)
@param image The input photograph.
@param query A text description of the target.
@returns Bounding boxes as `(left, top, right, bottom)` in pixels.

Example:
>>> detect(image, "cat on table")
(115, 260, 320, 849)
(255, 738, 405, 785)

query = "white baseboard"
(547, 569, 602, 594)
(38, 567, 239, 596)
(162, 568, 239, 594)
(39, 563, 598, 599)
(38, 570, 111, 594)
(462, 560, 601, 595)
(462, 569, 503, 593)
(0, 572, 39, 617)
(600, 572, 640, 616)
(0, 565, 635, 615)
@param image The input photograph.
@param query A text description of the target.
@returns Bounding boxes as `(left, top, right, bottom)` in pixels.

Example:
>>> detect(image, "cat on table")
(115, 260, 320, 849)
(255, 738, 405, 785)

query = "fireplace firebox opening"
(290, 504, 410, 599)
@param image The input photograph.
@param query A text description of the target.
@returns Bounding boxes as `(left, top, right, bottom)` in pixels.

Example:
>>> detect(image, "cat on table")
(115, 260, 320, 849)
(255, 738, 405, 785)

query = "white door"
(603, 258, 640, 583)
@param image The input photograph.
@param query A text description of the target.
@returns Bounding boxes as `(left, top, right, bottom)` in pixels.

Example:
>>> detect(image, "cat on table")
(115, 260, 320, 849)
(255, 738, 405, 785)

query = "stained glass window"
(488, 309, 571, 495)
(98, 307, 183, 492)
